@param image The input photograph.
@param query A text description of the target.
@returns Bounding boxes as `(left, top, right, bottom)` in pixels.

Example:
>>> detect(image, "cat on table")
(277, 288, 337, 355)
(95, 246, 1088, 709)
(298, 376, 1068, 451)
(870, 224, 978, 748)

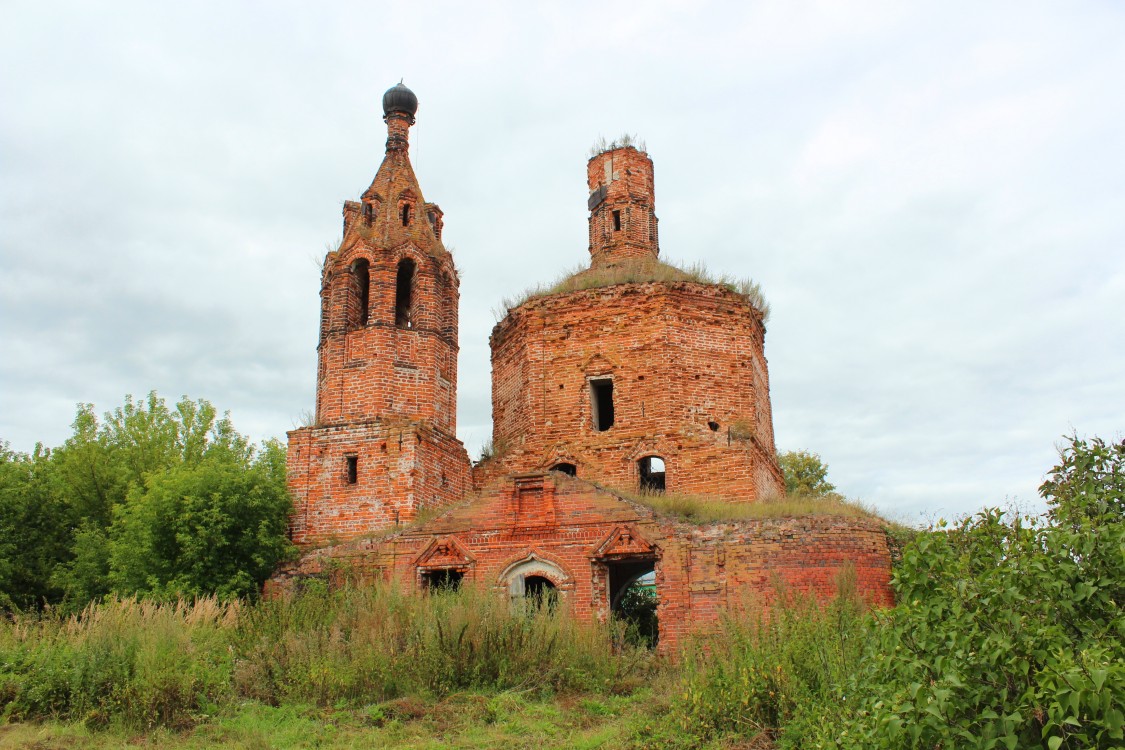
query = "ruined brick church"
(274, 84, 893, 649)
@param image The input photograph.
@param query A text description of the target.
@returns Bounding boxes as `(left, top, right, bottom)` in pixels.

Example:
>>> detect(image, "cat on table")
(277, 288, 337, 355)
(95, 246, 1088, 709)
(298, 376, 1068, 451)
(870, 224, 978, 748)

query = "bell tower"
(288, 83, 471, 546)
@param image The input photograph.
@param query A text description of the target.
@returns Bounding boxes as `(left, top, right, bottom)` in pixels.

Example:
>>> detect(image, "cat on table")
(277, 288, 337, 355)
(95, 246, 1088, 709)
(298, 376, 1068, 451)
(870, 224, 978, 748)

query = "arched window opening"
(550, 462, 577, 477)
(401, 203, 412, 226)
(638, 456, 666, 493)
(351, 259, 370, 327)
(395, 258, 416, 328)
(524, 575, 558, 608)
(501, 557, 568, 610)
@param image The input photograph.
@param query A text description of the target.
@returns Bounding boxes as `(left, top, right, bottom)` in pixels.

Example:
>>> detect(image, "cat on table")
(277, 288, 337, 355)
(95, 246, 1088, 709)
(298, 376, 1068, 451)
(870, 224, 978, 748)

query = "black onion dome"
(382, 82, 418, 117)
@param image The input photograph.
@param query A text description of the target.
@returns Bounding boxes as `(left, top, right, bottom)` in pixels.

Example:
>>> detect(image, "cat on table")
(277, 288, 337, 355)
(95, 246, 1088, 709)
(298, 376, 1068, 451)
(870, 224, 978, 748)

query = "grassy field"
(0, 692, 691, 750)
(0, 582, 840, 749)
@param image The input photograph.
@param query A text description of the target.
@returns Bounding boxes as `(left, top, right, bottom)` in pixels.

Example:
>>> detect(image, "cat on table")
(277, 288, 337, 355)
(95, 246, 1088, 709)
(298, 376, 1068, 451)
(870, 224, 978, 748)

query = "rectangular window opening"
(590, 378, 615, 431)
(612, 210, 622, 231)
(345, 455, 358, 484)
(422, 569, 464, 591)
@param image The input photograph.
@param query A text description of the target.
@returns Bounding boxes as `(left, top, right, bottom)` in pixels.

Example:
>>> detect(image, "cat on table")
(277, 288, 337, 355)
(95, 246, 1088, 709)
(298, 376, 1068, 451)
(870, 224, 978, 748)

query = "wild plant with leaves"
(794, 436, 1124, 749)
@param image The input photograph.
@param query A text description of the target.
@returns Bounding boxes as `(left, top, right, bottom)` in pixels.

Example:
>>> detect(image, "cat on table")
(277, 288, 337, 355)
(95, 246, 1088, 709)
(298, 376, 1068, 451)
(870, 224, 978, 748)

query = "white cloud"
(2, 0, 1122, 522)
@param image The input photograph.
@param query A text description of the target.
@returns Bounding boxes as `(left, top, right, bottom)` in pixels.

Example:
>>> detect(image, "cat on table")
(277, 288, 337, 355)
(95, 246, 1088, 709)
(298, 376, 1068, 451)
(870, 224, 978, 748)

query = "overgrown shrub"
(796, 436, 1125, 749)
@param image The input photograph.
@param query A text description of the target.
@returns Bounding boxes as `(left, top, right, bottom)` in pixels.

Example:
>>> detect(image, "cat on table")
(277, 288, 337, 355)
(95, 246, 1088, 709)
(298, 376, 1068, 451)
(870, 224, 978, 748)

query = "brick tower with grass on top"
(481, 141, 784, 502)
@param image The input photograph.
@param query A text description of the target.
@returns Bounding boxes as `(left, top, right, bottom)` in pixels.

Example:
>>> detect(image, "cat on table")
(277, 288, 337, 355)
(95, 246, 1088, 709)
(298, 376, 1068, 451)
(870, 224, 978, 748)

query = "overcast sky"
(2, 1, 1122, 524)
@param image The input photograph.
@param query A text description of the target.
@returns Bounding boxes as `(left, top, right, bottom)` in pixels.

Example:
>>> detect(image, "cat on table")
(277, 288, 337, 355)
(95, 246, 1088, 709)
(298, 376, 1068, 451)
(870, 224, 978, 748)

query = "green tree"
(777, 450, 836, 496)
(1, 393, 294, 610)
(108, 439, 293, 600)
(0, 443, 73, 609)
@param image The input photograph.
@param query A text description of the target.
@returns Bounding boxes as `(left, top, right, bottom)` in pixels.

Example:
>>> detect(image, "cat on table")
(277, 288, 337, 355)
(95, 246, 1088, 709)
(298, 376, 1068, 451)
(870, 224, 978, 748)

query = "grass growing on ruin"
(615, 487, 891, 525)
(496, 259, 769, 322)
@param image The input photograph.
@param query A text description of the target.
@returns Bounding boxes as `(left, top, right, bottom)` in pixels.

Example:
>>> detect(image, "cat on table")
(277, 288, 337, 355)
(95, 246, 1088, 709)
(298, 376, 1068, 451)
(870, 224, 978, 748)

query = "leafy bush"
(0, 393, 294, 611)
(777, 450, 836, 497)
(797, 435, 1125, 749)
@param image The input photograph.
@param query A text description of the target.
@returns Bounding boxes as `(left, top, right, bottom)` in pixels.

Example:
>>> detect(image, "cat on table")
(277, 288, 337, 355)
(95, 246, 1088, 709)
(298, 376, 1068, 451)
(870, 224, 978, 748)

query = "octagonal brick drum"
(487, 279, 784, 502)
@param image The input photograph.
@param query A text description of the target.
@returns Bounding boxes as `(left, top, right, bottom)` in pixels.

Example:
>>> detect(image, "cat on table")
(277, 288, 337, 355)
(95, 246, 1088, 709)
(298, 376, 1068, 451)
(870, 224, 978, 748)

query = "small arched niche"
(395, 257, 416, 328)
(550, 462, 577, 477)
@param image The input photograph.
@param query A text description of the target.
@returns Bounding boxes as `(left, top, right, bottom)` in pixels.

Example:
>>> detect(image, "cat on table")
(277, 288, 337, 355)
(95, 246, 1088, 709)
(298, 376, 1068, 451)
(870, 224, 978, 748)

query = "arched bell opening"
(349, 259, 370, 328)
(395, 258, 416, 329)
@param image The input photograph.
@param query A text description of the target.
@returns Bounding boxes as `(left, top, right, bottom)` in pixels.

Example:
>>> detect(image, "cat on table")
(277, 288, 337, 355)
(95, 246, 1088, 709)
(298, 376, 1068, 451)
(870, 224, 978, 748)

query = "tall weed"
(233, 581, 646, 705)
(0, 597, 235, 728)
(0, 580, 650, 729)
(669, 573, 872, 746)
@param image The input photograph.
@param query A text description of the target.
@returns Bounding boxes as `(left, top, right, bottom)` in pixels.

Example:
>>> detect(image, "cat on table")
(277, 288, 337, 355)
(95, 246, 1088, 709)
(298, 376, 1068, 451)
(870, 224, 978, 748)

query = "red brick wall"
(485, 281, 782, 501)
(271, 474, 894, 653)
(287, 421, 471, 546)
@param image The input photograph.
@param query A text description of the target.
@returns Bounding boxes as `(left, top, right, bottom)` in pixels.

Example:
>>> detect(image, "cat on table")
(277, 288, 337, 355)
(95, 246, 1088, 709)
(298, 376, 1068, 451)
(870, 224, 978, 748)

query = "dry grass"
(613, 488, 893, 525)
(495, 259, 770, 323)
(589, 133, 647, 157)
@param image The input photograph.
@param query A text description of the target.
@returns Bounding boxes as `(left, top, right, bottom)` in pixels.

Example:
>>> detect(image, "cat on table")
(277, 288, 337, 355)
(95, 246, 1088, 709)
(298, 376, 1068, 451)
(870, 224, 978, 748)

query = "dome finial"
(382, 81, 418, 121)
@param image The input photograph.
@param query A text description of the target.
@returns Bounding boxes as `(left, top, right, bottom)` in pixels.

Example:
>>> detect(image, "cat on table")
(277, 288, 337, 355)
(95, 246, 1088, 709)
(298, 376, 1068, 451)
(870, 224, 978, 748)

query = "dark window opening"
(352, 259, 370, 327)
(401, 203, 412, 226)
(590, 378, 614, 431)
(609, 561, 658, 648)
(639, 456, 665, 493)
(422, 569, 463, 592)
(363, 203, 373, 226)
(345, 455, 358, 484)
(395, 258, 416, 328)
(612, 210, 622, 231)
(551, 462, 577, 477)
(524, 575, 558, 608)
(708, 420, 720, 432)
